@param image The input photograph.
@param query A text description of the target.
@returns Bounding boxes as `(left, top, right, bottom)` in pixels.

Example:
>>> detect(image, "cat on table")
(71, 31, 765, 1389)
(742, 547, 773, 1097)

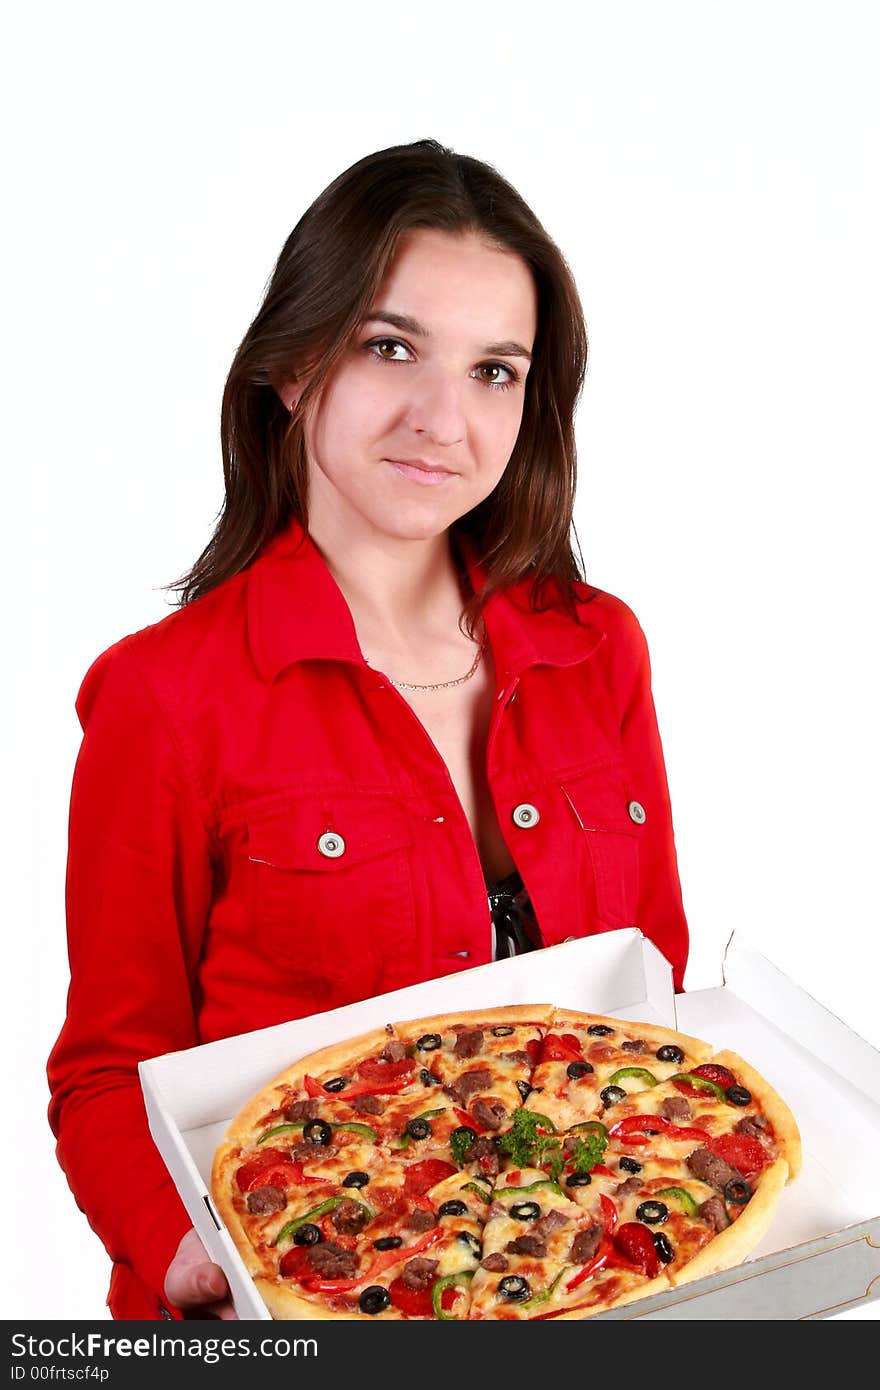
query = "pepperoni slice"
(246, 1161, 305, 1191)
(540, 1034, 583, 1062)
(387, 1275, 435, 1317)
(357, 1057, 416, 1084)
(690, 1064, 737, 1088)
(402, 1159, 457, 1198)
(278, 1246, 313, 1280)
(707, 1132, 769, 1175)
(235, 1148, 291, 1192)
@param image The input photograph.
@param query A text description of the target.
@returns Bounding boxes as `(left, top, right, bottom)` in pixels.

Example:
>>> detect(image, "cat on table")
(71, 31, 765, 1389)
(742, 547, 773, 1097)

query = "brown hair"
(171, 139, 591, 626)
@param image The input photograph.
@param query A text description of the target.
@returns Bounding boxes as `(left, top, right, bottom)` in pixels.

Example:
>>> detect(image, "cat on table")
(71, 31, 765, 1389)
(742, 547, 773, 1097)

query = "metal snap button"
(627, 800, 646, 825)
(317, 831, 346, 858)
(512, 802, 540, 829)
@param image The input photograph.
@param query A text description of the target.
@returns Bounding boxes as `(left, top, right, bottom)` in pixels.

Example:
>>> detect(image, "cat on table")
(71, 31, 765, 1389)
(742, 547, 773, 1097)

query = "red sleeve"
(47, 637, 215, 1315)
(608, 598, 689, 991)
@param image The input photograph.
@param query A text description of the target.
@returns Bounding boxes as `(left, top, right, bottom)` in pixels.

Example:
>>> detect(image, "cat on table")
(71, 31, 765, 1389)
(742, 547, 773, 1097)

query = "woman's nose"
(404, 370, 466, 447)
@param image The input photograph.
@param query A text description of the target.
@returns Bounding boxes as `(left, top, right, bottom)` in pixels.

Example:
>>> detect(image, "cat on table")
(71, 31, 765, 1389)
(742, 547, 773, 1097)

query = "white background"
(4, 1, 877, 1320)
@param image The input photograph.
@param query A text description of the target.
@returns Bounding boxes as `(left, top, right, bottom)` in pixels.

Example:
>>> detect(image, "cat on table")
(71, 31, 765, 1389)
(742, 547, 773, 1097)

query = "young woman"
(47, 140, 689, 1320)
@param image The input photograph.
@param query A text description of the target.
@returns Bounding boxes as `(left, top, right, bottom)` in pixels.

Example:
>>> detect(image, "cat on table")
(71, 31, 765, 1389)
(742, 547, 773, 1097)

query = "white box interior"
(140, 929, 880, 1320)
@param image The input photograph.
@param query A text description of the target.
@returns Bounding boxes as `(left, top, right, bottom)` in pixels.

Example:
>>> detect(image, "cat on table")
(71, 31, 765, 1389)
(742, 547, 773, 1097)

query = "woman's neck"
(306, 519, 467, 648)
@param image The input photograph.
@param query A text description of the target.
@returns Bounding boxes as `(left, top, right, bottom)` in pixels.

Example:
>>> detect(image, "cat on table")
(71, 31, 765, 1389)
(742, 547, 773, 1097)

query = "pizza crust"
(666, 1156, 789, 1286)
(710, 1050, 802, 1179)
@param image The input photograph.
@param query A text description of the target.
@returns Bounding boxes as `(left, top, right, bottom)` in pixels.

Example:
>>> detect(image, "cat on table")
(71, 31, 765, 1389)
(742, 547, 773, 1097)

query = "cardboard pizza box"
(138, 929, 880, 1321)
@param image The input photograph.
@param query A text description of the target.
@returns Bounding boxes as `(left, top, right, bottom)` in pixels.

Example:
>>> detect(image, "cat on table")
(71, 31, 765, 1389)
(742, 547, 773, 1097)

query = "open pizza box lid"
(139, 929, 880, 1321)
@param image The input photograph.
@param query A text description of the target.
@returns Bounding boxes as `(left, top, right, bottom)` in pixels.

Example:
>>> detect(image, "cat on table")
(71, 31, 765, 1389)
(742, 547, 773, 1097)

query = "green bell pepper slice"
(494, 1178, 565, 1199)
(669, 1072, 726, 1102)
(607, 1067, 659, 1087)
(655, 1185, 700, 1217)
(273, 1196, 374, 1247)
(431, 1269, 475, 1320)
(522, 1265, 571, 1310)
(258, 1118, 378, 1145)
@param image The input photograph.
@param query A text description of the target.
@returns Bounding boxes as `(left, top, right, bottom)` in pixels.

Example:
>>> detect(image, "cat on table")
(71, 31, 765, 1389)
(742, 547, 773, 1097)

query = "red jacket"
(47, 519, 688, 1319)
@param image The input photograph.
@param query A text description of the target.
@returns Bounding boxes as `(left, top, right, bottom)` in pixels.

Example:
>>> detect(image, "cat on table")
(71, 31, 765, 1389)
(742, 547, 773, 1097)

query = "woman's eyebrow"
(362, 309, 533, 362)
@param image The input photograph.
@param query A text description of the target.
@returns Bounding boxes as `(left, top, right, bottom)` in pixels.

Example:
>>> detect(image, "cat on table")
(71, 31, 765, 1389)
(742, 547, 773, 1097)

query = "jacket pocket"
(560, 762, 642, 930)
(246, 794, 416, 996)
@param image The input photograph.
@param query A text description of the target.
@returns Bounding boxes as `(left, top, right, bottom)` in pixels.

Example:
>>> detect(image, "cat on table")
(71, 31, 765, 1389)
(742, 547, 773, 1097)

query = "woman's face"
(295, 227, 538, 545)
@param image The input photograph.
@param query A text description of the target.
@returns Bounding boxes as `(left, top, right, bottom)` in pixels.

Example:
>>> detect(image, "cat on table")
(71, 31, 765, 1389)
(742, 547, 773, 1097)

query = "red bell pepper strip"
(303, 1072, 411, 1101)
(599, 1193, 618, 1235)
(590, 1164, 613, 1177)
(363, 1226, 444, 1282)
(608, 1114, 710, 1143)
(453, 1107, 481, 1132)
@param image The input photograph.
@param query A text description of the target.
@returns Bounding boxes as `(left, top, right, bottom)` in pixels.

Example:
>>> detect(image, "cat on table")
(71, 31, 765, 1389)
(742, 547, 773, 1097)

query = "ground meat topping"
(467, 1136, 500, 1175)
(331, 1199, 369, 1235)
(405, 1208, 437, 1233)
(505, 1234, 547, 1258)
(307, 1242, 359, 1278)
(445, 1067, 492, 1106)
(245, 1185, 286, 1215)
(488, 1201, 509, 1221)
(570, 1225, 603, 1264)
(283, 1098, 319, 1121)
(532, 1209, 570, 1238)
(401, 1257, 439, 1289)
(381, 1040, 407, 1063)
(480, 1252, 509, 1272)
(700, 1195, 729, 1232)
(453, 1029, 485, 1059)
(500, 1050, 532, 1066)
(351, 1094, 384, 1116)
(621, 1039, 649, 1054)
(614, 1175, 644, 1199)
(736, 1115, 769, 1138)
(471, 1099, 508, 1132)
(661, 1096, 693, 1122)
(686, 1147, 744, 1191)
(290, 1141, 338, 1164)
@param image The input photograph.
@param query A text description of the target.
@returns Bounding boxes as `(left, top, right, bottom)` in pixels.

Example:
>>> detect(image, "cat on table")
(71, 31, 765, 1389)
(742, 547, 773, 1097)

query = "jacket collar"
(247, 517, 605, 684)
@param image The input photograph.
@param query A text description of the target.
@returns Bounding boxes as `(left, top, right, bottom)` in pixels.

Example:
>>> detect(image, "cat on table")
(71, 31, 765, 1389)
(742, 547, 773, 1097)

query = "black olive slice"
(491, 1025, 516, 1037)
(498, 1275, 531, 1301)
(359, 1285, 391, 1315)
(653, 1232, 674, 1264)
(293, 1223, 322, 1246)
(405, 1118, 431, 1141)
(302, 1119, 333, 1146)
(372, 1236, 403, 1251)
(510, 1201, 541, 1221)
(724, 1179, 752, 1205)
(655, 1044, 684, 1064)
(419, 1068, 440, 1086)
(726, 1085, 752, 1107)
(567, 1061, 594, 1080)
(588, 1024, 614, 1037)
(417, 1033, 442, 1051)
(457, 1232, 481, 1256)
(636, 1201, 669, 1225)
(566, 1172, 592, 1187)
(619, 1158, 643, 1174)
(438, 1200, 468, 1217)
(342, 1170, 369, 1188)
(515, 1080, 533, 1101)
(600, 1085, 627, 1106)
(323, 1076, 348, 1093)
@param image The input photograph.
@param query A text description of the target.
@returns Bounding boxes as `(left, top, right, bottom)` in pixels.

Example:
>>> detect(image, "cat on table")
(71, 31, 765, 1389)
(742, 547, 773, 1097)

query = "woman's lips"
(387, 458, 456, 486)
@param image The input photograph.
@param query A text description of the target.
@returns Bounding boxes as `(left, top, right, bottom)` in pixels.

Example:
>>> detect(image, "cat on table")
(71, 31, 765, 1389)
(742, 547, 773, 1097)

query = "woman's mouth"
(386, 458, 456, 486)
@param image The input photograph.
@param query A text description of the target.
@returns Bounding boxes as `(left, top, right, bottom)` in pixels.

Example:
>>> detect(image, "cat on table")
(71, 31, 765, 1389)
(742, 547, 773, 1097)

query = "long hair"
(170, 139, 590, 625)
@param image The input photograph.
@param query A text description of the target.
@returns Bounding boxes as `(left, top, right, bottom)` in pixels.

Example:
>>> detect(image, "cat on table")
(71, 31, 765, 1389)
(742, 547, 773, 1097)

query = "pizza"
(211, 1005, 801, 1319)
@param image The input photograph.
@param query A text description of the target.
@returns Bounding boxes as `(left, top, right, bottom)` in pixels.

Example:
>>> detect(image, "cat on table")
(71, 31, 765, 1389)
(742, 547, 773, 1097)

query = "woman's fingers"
(164, 1227, 233, 1312)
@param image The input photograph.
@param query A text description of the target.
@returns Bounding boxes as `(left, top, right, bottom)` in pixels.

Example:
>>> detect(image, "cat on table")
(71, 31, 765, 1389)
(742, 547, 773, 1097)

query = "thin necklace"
(368, 639, 487, 692)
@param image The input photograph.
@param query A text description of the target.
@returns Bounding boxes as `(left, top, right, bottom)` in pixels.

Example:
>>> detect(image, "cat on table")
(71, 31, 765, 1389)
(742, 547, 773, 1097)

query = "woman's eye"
(475, 362, 517, 390)
(367, 338, 412, 362)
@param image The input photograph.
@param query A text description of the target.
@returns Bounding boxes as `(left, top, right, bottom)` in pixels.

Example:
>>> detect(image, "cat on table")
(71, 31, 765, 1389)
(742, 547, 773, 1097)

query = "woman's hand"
(164, 1227, 238, 1319)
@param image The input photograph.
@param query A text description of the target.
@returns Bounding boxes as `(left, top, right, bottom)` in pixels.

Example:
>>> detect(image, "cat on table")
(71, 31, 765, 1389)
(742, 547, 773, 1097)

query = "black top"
(486, 868, 542, 961)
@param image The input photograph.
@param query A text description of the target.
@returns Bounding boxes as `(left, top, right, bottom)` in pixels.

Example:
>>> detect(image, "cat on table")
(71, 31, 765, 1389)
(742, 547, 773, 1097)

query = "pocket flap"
(247, 796, 413, 872)
(560, 762, 641, 836)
